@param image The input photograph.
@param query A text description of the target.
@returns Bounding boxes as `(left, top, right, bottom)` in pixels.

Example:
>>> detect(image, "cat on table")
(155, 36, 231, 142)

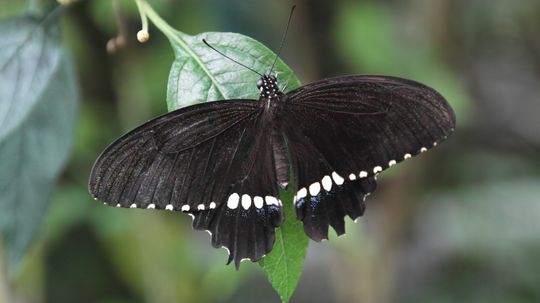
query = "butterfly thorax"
(257, 74, 280, 101)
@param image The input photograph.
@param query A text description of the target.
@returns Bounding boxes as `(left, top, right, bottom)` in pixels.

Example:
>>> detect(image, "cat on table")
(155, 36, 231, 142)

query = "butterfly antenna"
(202, 39, 263, 77)
(268, 5, 296, 76)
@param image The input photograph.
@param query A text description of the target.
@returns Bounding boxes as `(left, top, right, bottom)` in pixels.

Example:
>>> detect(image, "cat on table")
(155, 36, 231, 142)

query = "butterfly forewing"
(90, 100, 254, 205)
(282, 75, 455, 239)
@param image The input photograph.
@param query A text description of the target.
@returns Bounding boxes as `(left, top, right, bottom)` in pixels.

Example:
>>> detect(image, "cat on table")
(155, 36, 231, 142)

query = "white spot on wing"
(373, 166, 382, 173)
(297, 188, 307, 199)
(331, 172, 345, 185)
(165, 204, 174, 211)
(147, 203, 156, 209)
(227, 193, 240, 209)
(321, 175, 332, 191)
(181, 205, 189, 211)
(209, 202, 216, 209)
(388, 160, 397, 167)
(197, 204, 205, 210)
(254, 196, 264, 209)
(130, 203, 137, 208)
(404, 153, 412, 159)
(433, 142, 438, 146)
(241, 194, 251, 210)
(349, 173, 356, 180)
(359, 171, 368, 178)
(309, 182, 321, 196)
(420, 147, 428, 152)
(116, 204, 121, 207)
(265, 196, 278, 206)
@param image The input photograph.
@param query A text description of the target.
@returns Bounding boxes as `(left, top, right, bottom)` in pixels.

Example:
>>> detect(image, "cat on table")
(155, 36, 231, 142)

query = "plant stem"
(134, 0, 223, 98)
(135, 0, 197, 55)
(135, 0, 180, 41)
(134, 0, 148, 32)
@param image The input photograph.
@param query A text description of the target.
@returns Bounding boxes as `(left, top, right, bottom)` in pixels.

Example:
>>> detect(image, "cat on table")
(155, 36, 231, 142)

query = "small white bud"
(137, 30, 150, 43)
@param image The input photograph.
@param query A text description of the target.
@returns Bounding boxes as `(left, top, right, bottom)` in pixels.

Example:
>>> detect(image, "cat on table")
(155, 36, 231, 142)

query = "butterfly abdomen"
(271, 128, 290, 189)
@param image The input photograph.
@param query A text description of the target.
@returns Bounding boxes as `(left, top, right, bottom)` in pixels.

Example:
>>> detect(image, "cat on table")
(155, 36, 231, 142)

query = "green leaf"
(0, 16, 78, 275)
(164, 28, 308, 302)
(166, 31, 301, 110)
(0, 16, 63, 141)
(259, 187, 309, 303)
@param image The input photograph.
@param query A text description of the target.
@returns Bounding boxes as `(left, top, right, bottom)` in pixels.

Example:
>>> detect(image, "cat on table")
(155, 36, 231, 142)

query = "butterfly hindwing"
(295, 177, 377, 241)
(190, 116, 284, 267)
(282, 75, 455, 240)
(192, 196, 282, 267)
(89, 99, 283, 266)
(283, 123, 378, 240)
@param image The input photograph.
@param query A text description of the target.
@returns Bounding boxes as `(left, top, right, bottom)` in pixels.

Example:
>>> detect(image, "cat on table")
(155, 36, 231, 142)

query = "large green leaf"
(0, 16, 77, 275)
(0, 16, 62, 141)
(166, 31, 301, 110)
(164, 29, 309, 302)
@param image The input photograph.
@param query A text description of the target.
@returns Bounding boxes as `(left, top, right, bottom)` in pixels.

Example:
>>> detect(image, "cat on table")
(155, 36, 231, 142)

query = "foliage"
(0, 14, 77, 275)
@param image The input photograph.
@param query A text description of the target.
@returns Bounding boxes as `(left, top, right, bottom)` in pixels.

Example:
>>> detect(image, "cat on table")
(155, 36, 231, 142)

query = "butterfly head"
(257, 74, 279, 99)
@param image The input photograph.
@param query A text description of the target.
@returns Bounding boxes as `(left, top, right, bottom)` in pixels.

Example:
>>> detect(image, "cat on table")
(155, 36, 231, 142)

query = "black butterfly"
(89, 68, 455, 267)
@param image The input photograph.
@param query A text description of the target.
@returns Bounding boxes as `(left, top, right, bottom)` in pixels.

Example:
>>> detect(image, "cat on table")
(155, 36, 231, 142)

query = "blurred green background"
(1, 0, 540, 302)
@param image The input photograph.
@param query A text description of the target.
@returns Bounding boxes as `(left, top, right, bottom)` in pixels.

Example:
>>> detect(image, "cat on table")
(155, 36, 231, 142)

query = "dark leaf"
(0, 16, 63, 141)
(0, 16, 77, 275)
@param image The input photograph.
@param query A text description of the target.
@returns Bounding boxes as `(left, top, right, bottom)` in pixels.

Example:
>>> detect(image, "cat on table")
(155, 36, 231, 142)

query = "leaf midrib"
(276, 228, 292, 299)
